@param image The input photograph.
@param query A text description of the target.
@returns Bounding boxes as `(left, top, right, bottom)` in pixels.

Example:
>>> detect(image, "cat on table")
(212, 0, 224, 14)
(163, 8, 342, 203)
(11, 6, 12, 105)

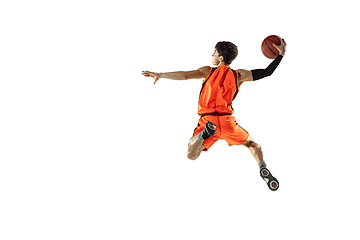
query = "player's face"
(212, 50, 222, 66)
(212, 50, 220, 66)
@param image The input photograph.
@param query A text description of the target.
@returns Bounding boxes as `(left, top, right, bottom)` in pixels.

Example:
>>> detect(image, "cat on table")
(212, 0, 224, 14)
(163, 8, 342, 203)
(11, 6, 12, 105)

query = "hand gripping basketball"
(261, 35, 287, 58)
(273, 38, 286, 56)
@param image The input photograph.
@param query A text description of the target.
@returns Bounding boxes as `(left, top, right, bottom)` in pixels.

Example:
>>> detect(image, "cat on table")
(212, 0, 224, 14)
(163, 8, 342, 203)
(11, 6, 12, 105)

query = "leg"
(242, 135, 265, 167)
(187, 121, 217, 160)
(187, 135, 206, 160)
(242, 135, 279, 191)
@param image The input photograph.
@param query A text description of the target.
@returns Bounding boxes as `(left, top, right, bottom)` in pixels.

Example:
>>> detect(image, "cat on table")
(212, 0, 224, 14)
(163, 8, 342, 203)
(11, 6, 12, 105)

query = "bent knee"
(250, 142, 262, 150)
(187, 151, 200, 161)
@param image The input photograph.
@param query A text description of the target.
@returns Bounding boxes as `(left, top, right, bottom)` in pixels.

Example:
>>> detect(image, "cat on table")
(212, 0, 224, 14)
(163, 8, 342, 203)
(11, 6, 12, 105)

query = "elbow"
(264, 69, 273, 77)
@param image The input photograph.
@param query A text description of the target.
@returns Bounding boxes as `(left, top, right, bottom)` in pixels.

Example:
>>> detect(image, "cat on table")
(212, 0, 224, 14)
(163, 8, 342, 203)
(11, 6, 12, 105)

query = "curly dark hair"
(215, 41, 238, 65)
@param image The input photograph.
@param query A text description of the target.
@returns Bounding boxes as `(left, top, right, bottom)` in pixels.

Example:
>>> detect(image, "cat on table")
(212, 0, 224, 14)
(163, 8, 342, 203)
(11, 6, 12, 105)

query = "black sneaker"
(260, 168, 279, 191)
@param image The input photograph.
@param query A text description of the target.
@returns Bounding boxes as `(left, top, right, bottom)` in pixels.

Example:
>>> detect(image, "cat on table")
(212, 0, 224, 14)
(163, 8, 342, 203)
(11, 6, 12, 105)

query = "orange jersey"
(198, 65, 240, 115)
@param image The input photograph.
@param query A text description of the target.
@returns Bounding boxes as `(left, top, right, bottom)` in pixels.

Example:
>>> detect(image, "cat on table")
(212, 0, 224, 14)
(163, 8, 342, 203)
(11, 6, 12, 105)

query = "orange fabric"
(193, 115, 249, 151)
(198, 65, 239, 115)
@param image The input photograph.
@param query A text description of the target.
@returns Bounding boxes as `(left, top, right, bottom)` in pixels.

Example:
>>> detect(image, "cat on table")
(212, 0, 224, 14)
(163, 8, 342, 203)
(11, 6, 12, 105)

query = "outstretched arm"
(237, 38, 286, 82)
(142, 66, 210, 85)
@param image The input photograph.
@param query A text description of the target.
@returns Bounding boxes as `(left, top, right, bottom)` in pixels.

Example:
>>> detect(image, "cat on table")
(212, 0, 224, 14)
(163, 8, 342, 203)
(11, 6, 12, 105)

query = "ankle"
(258, 160, 267, 169)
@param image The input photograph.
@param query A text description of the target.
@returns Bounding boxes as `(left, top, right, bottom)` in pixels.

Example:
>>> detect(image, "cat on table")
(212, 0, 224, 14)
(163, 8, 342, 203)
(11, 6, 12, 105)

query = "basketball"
(261, 35, 281, 59)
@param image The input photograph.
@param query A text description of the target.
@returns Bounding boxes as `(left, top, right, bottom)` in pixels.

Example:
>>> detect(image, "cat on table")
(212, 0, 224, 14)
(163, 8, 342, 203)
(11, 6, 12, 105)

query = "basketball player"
(142, 39, 286, 191)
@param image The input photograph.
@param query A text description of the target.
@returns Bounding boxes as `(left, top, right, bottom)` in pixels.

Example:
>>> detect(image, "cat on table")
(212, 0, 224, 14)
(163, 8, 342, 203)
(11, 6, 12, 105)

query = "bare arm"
(237, 69, 254, 82)
(142, 66, 210, 85)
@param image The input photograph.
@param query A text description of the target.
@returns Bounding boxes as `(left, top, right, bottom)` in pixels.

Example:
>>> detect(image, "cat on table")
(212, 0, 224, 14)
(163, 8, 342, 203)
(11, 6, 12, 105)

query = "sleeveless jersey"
(198, 65, 240, 115)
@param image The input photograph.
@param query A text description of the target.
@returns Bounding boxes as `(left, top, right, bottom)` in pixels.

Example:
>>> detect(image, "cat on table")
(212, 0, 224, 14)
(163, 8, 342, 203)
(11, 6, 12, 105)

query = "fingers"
(142, 70, 160, 85)
(142, 70, 152, 77)
(277, 38, 286, 47)
(272, 38, 286, 48)
(272, 43, 280, 51)
(272, 38, 286, 53)
(154, 77, 159, 85)
(142, 70, 155, 78)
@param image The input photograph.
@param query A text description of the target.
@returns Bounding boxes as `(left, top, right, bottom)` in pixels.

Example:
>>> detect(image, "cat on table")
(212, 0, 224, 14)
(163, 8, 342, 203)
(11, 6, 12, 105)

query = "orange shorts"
(193, 115, 249, 151)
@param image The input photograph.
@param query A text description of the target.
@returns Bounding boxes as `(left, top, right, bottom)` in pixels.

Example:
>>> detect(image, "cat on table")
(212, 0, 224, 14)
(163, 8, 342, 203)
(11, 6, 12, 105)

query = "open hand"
(142, 70, 160, 85)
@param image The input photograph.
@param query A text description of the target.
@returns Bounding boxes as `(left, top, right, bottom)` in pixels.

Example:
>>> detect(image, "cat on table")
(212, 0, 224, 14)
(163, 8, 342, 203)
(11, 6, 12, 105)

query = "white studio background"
(0, 0, 359, 239)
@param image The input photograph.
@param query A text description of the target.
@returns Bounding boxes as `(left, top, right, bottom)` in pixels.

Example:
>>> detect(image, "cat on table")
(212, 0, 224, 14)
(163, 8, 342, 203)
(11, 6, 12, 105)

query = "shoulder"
(197, 66, 211, 78)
